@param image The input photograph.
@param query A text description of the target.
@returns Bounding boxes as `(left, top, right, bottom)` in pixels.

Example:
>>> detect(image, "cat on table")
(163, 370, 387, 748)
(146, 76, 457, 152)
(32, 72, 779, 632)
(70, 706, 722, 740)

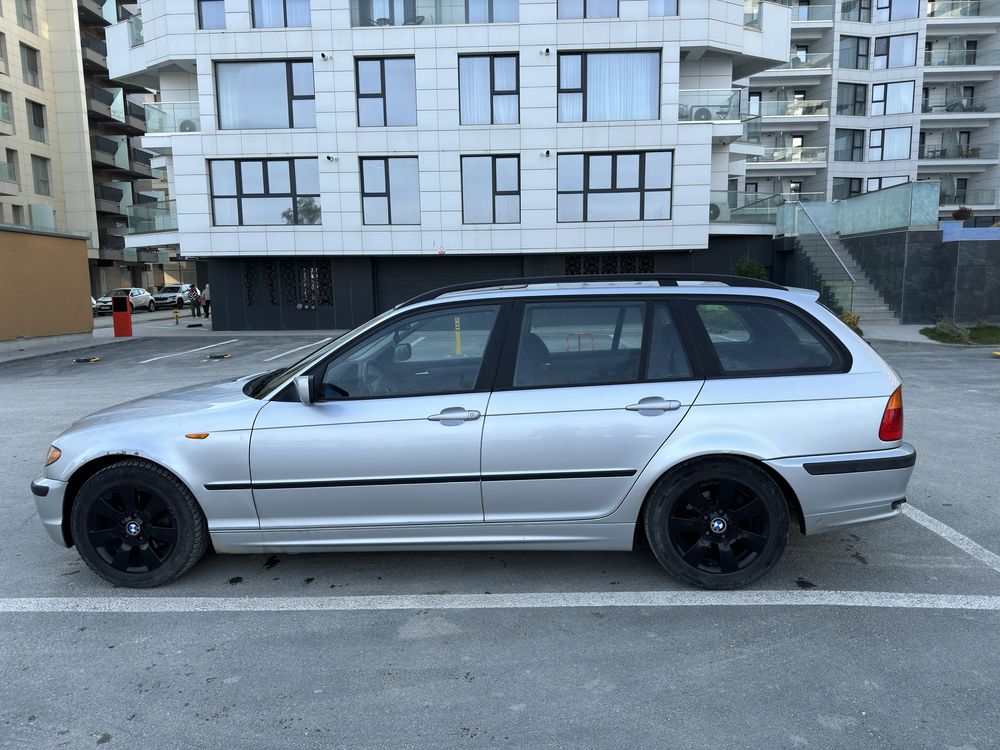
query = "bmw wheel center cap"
(710, 517, 727, 534)
(125, 521, 142, 537)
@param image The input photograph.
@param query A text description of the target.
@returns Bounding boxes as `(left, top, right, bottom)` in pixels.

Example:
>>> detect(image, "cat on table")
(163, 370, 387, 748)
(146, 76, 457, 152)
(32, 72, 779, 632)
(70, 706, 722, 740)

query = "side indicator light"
(45, 446, 62, 466)
(879, 387, 904, 442)
(185, 433, 210, 440)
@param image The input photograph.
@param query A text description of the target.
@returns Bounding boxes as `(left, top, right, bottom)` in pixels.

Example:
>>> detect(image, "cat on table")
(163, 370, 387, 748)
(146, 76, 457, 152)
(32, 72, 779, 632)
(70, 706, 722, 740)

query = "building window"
(210, 158, 321, 226)
(558, 51, 660, 122)
(0, 90, 12, 125)
(459, 54, 518, 125)
(26, 99, 45, 142)
(834, 129, 865, 162)
(30, 154, 49, 195)
(867, 176, 908, 192)
(868, 127, 911, 161)
(836, 83, 866, 116)
(0, 34, 8, 76)
(20, 44, 41, 88)
(466, 0, 518, 22)
(355, 57, 416, 127)
(198, 0, 226, 29)
(6, 148, 20, 188)
(558, 0, 617, 19)
(253, 0, 311, 27)
(839, 36, 869, 70)
(360, 157, 420, 225)
(12, 204, 24, 225)
(874, 34, 917, 69)
(461, 155, 520, 224)
(557, 151, 672, 222)
(832, 177, 863, 200)
(648, 0, 678, 15)
(874, 0, 918, 22)
(15, 0, 35, 33)
(841, 0, 871, 22)
(216, 61, 315, 129)
(871, 81, 914, 115)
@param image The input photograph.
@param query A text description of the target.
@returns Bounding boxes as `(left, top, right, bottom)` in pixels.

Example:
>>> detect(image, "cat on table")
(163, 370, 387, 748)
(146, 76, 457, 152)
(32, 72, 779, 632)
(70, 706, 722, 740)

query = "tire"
(70, 459, 208, 587)
(643, 458, 789, 590)
(148, 301, 156, 312)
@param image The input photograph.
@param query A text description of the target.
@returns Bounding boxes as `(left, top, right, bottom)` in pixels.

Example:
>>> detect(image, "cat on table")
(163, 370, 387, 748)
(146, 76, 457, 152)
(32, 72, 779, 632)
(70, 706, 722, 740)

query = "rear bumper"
(32, 475, 71, 547)
(766, 443, 916, 535)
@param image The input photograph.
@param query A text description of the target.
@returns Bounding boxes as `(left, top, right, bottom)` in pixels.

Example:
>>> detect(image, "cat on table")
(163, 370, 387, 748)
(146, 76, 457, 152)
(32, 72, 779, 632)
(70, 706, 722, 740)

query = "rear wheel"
(70, 460, 208, 587)
(644, 459, 789, 589)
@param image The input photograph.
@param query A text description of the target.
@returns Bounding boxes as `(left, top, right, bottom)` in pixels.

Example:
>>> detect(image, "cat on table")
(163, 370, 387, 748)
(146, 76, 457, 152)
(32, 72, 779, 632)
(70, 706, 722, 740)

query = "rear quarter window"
(693, 300, 839, 375)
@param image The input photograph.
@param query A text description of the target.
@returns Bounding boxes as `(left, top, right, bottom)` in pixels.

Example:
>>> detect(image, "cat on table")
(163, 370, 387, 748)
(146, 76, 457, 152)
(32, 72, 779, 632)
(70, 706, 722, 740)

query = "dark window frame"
(19, 43, 41, 88)
(16, 0, 36, 33)
(354, 55, 416, 127)
(208, 156, 321, 226)
(251, 0, 312, 28)
(841, 0, 872, 22)
(868, 126, 911, 161)
(874, 33, 917, 70)
(197, 0, 226, 30)
(460, 153, 521, 224)
(214, 59, 315, 130)
(457, 53, 520, 126)
(25, 98, 45, 142)
(359, 155, 420, 226)
(836, 82, 867, 116)
(871, 80, 914, 116)
(556, 150, 673, 223)
(834, 128, 865, 162)
(30, 153, 49, 195)
(839, 35, 870, 71)
(464, 0, 518, 23)
(557, 49, 662, 123)
(874, 0, 919, 22)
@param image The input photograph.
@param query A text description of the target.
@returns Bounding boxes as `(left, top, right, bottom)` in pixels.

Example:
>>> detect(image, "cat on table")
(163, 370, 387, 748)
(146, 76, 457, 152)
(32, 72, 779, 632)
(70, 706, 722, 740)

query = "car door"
(481, 298, 704, 522)
(249, 303, 506, 529)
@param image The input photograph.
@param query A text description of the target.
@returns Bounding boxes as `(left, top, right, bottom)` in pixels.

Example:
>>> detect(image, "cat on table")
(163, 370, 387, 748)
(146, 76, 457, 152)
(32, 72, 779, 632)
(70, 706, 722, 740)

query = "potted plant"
(952, 206, 973, 224)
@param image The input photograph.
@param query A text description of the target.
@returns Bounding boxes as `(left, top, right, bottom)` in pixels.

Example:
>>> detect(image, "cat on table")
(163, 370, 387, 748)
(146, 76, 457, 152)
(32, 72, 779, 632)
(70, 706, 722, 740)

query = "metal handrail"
(796, 201, 855, 284)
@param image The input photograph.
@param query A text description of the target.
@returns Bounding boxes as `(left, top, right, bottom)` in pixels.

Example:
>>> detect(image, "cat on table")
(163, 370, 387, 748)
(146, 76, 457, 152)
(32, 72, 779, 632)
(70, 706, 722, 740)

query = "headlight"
(45, 446, 62, 466)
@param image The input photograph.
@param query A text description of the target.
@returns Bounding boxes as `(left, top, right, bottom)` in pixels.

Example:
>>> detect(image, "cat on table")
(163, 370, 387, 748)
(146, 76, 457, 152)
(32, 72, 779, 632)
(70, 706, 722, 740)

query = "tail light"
(879, 387, 904, 442)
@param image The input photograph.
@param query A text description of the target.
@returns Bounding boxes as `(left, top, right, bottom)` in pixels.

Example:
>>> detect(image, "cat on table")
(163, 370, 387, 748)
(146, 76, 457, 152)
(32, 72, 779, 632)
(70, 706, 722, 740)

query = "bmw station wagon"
(32, 275, 915, 589)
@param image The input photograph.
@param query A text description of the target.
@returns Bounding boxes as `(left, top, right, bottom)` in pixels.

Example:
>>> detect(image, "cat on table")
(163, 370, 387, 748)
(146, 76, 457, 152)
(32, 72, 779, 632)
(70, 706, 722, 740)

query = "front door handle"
(427, 408, 482, 423)
(625, 398, 682, 414)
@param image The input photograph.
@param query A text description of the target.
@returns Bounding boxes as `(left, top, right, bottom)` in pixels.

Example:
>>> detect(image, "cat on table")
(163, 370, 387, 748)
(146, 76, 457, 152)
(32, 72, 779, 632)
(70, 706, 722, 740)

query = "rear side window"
(513, 301, 644, 388)
(694, 301, 837, 375)
(648, 303, 693, 380)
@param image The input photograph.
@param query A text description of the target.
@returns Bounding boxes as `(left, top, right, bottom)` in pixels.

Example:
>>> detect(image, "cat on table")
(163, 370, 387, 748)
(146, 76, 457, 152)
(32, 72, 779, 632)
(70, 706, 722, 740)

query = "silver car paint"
(35, 283, 915, 554)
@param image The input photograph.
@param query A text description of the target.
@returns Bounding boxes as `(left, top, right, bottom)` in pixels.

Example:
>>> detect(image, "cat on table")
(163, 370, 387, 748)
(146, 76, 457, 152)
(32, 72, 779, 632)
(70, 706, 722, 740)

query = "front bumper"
(766, 443, 916, 535)
(32, 476, 71, 547)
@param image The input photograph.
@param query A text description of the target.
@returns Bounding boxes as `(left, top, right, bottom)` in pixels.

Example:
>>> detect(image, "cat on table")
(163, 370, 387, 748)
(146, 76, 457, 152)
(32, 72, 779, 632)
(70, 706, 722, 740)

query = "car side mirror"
(294, 375, 315, 406)
(393, 342, 412, 362)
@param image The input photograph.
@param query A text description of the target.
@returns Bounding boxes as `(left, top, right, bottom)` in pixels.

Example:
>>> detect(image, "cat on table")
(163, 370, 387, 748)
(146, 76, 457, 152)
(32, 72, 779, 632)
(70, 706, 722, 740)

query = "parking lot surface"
(0, 336, 997, 748)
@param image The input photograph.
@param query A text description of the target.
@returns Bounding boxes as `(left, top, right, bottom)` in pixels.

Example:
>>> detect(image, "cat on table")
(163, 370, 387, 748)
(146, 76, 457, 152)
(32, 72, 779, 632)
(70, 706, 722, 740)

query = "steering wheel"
(359, 358, 393, 396)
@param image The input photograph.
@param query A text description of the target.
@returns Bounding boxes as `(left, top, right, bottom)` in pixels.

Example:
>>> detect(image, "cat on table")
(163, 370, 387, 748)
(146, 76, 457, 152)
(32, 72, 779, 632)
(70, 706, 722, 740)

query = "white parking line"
(138, 339, 239, 364)
(904, 505, 1000, 575)
(1, 590, 999, 614)
(262, 338, 333, 363)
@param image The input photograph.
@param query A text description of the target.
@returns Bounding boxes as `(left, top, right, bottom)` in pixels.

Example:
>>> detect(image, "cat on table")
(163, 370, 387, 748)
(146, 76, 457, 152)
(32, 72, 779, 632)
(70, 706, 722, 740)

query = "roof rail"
(398, 274, 787, 308)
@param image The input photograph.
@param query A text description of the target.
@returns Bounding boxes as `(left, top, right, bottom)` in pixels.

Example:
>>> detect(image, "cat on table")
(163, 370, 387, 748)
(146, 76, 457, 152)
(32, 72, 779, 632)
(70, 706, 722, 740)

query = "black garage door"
(374, 257, 524, 311)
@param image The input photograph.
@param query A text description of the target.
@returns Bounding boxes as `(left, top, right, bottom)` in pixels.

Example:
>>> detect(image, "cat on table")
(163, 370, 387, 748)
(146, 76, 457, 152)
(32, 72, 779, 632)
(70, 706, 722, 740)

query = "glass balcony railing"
(144, 102, 200, 133)
(746, 146, 828, 163)
(919, 143, 1000, 160)
(709, 191, 783, 224)
(125, 201, 178, 234)
(921, 96, 1000, 114)
(128, 14, 144, 46)
(756, 99, 829, 117)
(792, 3, 834, 20)
(767, 52, 833, 71)
(925, 48, 1000, 66)
(351, 0, 516, 27)
(940, 189, 998, 206)
(928, 0, 1000, 17)
(678, 90, 741, 121)
(741, 114, 762, 144)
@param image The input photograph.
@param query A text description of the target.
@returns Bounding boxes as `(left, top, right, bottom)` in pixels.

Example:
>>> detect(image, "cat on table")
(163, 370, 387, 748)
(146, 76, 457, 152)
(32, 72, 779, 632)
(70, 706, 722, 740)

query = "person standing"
(186, 285, 202, 317)
(202, 283, 211, 319)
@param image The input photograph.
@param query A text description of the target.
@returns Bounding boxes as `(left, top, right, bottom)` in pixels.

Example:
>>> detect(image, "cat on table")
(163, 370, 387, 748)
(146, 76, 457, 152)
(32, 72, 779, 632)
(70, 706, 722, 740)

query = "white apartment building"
(742, 0, 1000, 215)
(106, 0, 791, 329)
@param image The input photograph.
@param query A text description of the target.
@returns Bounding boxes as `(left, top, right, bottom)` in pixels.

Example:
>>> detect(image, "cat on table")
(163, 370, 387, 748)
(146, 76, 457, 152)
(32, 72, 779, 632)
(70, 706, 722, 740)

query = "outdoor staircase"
(796, 230, 900, 326)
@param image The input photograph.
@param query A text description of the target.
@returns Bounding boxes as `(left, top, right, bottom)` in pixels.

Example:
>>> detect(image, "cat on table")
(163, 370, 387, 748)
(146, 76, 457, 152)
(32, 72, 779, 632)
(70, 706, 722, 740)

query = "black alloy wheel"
(85, 484, 178, 574)
(644, 459, 789, 589)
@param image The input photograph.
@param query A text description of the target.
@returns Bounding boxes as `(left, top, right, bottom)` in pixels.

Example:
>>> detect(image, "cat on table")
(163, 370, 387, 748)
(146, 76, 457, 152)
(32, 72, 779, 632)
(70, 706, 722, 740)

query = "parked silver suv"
(32, 275, 915, 589)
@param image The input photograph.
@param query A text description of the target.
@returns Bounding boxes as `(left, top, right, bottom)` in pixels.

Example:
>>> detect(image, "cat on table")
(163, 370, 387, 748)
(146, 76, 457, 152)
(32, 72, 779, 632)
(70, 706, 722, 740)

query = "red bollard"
(111, 295, 133, 337)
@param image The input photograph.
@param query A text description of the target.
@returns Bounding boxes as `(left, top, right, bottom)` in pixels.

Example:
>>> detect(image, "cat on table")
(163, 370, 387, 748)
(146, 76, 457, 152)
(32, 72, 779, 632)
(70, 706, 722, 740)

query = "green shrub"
(952, 206, 973, 221)
(839, 311, 863, 336)
(731, 258, 768, 281)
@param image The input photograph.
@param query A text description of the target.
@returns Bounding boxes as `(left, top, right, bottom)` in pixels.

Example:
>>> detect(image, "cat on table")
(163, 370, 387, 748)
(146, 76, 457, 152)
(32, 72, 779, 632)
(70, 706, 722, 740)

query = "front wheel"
(147, 301, 156, 312)
(70, 459, 208, 587)
(644, 459, 789, 590)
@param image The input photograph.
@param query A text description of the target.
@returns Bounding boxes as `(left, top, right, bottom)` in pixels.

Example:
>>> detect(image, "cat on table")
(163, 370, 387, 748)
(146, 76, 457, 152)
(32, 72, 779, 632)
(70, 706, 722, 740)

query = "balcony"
(928, 0, 1000, 17)
(81, 31, 108, 71)
(0, 161, 17, 195)
(123, 201, 178, 234)
(755, 52, 832, 82)
(678, 90, 741, 122)
(924, 48, 1000, 67)
(746, 146, 827, 172)
(128, 14, 144, 47)
(350, 0, 516, 27)
(130, 148, 156, 178)
(709, 191, 782, 225)
(919, 143, 1000, 160)
(86, 84, 124, 122)
(124, 100, 147, 133)
(91, 134, 129, 170)
(791, 2, 833, 20)
(95, 183, 126, 215)
(757, 99, 829, 119)
(144, 102, 200, 134)
(940, 189, 998, 208)
(77, 0, 110, 25)
(922, 96, 1000, 115)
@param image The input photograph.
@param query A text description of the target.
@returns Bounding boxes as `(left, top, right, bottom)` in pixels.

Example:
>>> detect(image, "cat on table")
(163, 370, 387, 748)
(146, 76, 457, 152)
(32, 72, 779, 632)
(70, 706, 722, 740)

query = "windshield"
(109, 289, 131, 296)
(158, 286, 181, 293)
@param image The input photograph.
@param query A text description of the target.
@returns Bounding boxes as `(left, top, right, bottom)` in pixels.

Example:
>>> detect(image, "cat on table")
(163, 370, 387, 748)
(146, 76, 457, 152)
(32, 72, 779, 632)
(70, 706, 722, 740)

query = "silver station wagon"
(32, 275, 915, 589)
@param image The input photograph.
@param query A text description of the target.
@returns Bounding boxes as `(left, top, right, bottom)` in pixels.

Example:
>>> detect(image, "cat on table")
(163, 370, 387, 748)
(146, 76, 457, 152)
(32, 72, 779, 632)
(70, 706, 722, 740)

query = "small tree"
(731, 258, 769, 281)
(281, 197, 322, 225)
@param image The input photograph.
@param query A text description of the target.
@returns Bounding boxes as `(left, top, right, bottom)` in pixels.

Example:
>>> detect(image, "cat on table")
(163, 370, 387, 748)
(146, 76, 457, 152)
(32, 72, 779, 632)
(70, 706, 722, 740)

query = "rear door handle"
(625, 398, 682, 413)
(427, 408, 482, 423)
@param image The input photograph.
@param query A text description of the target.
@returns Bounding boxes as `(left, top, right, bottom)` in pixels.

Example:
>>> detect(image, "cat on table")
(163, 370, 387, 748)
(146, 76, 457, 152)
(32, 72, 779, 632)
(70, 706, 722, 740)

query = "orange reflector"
(45, 446, 62, 466)
(185, 433, 210, 440)
(879, 387, 904, 442)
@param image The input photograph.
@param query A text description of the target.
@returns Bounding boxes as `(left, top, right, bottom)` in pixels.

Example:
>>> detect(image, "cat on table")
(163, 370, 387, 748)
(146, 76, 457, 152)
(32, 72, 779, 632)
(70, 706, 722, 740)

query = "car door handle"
(427, 408, 482, 422)
(625, 398, 682, 413)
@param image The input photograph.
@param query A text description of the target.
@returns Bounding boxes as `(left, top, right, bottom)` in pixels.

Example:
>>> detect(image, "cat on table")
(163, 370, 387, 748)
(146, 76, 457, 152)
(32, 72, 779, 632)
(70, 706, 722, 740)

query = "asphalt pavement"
(0, 336, 998, 748)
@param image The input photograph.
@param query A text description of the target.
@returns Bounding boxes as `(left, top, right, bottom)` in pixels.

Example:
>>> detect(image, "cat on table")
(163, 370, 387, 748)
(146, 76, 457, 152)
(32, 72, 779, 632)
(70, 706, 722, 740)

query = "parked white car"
(152, 284, 196, 309)
(95, 288, 155, 315)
